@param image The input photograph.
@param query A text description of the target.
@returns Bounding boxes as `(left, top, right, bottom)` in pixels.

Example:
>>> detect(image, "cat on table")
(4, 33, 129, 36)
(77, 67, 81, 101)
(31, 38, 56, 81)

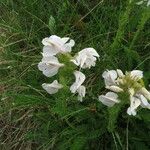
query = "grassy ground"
(0, 0, 150, 149)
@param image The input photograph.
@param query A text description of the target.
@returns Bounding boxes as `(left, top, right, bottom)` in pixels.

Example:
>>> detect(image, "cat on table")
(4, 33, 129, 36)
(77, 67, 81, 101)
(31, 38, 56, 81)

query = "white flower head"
(42, 35, 75, 56)
(38, 56, 64, 77)
(100, 69, 149, 116)
(42, 80, 63, 94)
(70, 71, 86, 101)
(102, 70, 118, 86)
(99, 92, 120, 107)
(71, 48, 99, 69)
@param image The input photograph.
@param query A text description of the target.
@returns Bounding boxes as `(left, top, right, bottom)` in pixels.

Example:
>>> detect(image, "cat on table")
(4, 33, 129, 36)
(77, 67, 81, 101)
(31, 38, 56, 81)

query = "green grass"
(0, 0, 150, 149)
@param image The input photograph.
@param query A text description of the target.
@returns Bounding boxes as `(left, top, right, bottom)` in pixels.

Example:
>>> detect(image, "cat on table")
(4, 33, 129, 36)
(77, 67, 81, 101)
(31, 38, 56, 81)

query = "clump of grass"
(0, 0, 150, 149)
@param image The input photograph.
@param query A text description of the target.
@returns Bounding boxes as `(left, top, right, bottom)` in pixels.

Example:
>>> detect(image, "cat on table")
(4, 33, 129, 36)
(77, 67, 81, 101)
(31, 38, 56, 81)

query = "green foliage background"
(0, 0, 150, 149)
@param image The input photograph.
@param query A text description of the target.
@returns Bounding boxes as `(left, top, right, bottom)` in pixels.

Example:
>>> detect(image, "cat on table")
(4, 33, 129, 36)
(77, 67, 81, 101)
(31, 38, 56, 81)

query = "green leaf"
(48, 15, 56, 33)
(70, 136, 87, 150)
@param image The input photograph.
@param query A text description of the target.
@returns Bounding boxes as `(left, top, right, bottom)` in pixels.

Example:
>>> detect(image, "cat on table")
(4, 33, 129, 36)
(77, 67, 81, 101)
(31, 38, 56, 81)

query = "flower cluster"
(38, 35, 75, 93)
(38, 35, 99, 102)
(38, 35, 149, 117)
(99, 69, 150, 116)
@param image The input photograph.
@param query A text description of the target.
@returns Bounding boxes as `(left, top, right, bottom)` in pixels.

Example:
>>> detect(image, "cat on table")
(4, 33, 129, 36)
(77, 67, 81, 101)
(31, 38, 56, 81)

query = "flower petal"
(127, 96, 141, 116)
(70, 71, 85, 93)
(61, 37, 70, 43)
(99, 92, 119, 107)
(106, 85, 123, 93)
(77, 85, 86, 102)
(139, 95, 150, 109)
(42, 80, 63, 94)
(42, 45, 59, 56)
(102, 70, 117, 86)
(130, 70, 143, 79)
(38, 56, 64, 77)
(116, 69, 124, 77)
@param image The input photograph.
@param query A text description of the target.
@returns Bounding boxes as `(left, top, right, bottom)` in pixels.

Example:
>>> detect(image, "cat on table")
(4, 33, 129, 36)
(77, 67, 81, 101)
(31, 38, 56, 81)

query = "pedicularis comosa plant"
(38, 34, 150, 132)
(37, 1, 150, 136)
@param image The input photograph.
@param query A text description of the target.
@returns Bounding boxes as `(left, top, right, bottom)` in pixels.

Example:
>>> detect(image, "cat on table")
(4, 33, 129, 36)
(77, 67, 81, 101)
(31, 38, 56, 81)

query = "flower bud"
(138, 87, 150, 100)
(106, 85, 123, 93)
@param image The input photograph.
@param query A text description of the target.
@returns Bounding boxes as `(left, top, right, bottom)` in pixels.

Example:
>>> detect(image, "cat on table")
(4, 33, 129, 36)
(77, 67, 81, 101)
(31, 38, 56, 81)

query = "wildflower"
(70, 71, 86, 101)
(127, 96, 141, 116)
(38, 56, 64, 77)
(99, 69, 150, 116)
(127, 94, 150, 116)
(42, 35, 75, 56)
(42, 80, 63, 94)
(99, 92, 120, 107)
(71, 48, 99, 69)
(102, 70, 118, 86)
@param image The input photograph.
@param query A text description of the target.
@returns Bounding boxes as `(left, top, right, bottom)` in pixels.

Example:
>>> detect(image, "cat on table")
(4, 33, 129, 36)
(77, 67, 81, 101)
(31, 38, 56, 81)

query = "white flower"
(102, 70, 118, 86)
(71, 48, 99, 69)
(127, 93, 150, 116)
(99, 92, 120, 107)
(38, 56, 64, 77)
(130, 70, 143, 80)
(101, 69, 149, 116)
(42, 35, 75, 56)
(42, 80, 63, 94)
(70, 71, 85, 93)
(127, 96, 141, 116)
(70, 71, 86, 101)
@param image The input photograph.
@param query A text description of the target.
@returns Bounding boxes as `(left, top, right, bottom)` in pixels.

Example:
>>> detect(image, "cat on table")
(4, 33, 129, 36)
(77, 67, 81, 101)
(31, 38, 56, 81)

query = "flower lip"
(102, 70, 118, 86)
(70, 71, 86, 102)
(42, 80, 63, 94)
(127, 96, 141, 116)
(99, 92, 120, 107)
(130, 70, 143, 80)
(38, 56, 64, 77)
(70, 71, 86, 93)
(42, 35, 75, 55)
